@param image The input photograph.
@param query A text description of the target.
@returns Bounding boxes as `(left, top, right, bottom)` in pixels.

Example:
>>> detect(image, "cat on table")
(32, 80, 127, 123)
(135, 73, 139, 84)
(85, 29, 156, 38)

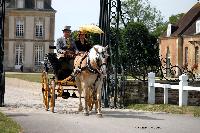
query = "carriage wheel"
(41, 71, 49, 111)
(50, 78, 56, 113)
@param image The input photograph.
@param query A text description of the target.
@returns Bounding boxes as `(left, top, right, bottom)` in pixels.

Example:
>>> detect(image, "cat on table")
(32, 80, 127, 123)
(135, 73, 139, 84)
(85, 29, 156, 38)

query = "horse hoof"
(78, 106, 83, 112)
(97, 113, 103, 118)
(84, 112, 89, 116)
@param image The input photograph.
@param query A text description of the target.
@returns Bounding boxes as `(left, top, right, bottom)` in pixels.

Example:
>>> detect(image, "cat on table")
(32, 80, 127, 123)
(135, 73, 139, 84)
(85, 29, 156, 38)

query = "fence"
(148, 72, 200, 107)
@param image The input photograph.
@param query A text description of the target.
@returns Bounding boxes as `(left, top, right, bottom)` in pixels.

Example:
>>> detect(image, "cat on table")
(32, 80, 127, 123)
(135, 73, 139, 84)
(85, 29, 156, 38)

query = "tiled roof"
(161, 2, 200, 37)
(171, 2, 200, 36)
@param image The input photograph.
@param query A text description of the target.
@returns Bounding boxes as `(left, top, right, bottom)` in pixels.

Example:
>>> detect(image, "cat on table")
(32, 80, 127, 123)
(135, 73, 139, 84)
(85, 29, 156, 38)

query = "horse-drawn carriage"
(41, 46, 78, 113)
(41, 45, 109, 116)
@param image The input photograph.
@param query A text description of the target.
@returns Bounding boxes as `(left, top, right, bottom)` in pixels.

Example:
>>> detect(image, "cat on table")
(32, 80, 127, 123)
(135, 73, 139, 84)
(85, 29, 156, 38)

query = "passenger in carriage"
(75, 31, 92, 52)
(72, 31, 92, 76)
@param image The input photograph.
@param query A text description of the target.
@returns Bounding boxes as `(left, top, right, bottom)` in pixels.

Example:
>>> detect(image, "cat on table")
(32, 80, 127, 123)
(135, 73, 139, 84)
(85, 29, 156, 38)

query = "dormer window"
(196, 20, 200, 34)
(167, 24, 172, 37)
(36, 0, 44, 9)
(17, 0, 24, 8)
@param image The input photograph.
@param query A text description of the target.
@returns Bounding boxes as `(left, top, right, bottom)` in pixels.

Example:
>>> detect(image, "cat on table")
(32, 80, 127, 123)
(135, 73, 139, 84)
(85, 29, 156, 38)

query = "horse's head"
(90, 45, 109, 76)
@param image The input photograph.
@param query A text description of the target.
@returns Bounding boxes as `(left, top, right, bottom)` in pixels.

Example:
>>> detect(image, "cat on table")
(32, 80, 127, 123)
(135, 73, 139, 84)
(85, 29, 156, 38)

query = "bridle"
(72, 46, 109, 89)
(86, 50, 108, 75)
(73, 46, 109, 77)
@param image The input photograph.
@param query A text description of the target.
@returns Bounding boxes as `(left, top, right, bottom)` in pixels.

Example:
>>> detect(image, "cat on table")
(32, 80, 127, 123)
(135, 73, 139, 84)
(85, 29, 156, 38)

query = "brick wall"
(183, 36, 200, 74)
(159, 35, 200, 76)
(159, 37, 178, 66)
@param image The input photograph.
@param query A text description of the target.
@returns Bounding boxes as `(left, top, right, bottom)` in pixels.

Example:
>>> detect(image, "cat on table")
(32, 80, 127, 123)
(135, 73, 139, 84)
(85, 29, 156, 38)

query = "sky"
(52, 0, 197, 40)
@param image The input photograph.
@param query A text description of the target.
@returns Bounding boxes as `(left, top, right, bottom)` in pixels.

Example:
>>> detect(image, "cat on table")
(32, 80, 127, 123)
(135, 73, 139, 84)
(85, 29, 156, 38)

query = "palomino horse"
(74, 45, 109, 116)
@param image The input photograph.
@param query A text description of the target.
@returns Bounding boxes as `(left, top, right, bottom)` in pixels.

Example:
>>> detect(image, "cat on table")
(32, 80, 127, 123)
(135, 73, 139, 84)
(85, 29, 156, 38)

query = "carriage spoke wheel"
(50, 78, 56, 113)
(41, 71, 49, 111)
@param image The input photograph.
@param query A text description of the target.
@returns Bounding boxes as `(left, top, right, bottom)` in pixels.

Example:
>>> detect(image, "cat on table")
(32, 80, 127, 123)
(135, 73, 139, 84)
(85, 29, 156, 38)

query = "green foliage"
(71, 30, 100, 45)
(122, 0, 164, 31)
(124, 22, 149, 45)
(120, 21, 161, 79)
(71, 30, 79, 40)
(169, 13, 185, 24)
(0, 112, 22, 133)
(121, 0, 185, 38)
(151, 22, 167, 38)
(87, 33, 100, 45)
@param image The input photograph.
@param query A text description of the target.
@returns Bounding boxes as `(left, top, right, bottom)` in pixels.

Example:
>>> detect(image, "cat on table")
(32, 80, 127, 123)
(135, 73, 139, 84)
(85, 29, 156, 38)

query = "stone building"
(159, 2, 200, 76)
(4, 0, 56, 72)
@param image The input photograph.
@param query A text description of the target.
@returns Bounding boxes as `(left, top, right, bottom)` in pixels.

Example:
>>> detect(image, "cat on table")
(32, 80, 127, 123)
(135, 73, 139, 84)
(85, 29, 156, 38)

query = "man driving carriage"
(56, 25, 78, 54)
(55, 25, 78, 79)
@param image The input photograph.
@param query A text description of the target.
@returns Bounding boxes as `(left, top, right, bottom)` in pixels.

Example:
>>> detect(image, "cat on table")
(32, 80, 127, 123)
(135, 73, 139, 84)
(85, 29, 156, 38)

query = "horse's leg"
(78, 89, 83, 112)
(76, 78, 83, 112)
(92, 89, 97, 113)
(88, 90, 93, 112)
(82, 84, 89, 116)
(89, 89, 95, 112)
(96, 81, 103, 117)
(96, 88, 102, 117)
(94, 95, 98, 113)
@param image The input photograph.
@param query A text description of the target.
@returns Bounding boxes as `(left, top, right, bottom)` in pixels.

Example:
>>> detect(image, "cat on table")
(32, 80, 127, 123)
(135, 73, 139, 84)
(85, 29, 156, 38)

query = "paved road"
(1, 78, 200, 133)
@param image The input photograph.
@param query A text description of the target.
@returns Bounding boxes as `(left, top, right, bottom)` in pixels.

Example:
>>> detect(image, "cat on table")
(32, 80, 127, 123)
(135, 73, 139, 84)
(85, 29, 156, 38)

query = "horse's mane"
(88, 45, 104, 61)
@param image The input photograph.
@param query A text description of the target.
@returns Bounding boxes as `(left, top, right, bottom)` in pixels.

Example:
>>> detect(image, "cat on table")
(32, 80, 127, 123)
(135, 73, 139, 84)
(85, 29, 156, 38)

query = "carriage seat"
(47, 46, 77, 80)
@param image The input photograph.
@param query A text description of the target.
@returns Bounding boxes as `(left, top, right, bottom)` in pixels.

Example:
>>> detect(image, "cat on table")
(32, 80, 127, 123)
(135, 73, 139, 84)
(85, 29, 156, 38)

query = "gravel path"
(1, 77, 200, 133)
(2, 77, 81, 114)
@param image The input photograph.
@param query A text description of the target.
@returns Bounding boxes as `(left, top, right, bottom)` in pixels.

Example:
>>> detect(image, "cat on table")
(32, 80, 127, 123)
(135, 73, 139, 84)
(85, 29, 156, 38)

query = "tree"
(123, 21, 159, 80)
(71, 30, 79, 40)
(122, 0, 164, 31)
(151, 13, 185, 37)
(71, 31, 100, 45)
(169, 13, 185, 24)
(151, 21, 167, 38)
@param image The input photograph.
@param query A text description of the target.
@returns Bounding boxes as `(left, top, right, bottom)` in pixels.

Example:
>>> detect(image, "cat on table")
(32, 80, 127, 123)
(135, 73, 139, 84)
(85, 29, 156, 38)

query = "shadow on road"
(103, 110, 164, 120)
(6, 113, 29, 117)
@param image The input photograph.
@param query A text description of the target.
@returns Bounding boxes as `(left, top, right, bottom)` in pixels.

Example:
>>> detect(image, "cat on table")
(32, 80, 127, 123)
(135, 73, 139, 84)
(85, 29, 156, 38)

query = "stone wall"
(124, 80, 147, 106)
(124, 80, 200, 106)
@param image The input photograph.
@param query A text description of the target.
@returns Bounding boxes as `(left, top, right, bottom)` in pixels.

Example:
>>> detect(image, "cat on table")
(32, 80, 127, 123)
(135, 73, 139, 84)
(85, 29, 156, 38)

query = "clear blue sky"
(52, 0, 197, 40)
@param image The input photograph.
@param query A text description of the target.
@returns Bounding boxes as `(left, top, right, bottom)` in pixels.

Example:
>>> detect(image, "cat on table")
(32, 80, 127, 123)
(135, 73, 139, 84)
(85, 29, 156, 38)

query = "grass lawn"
(5, 72, 46, 83)
(0, 112, 22, 133)
(128, 104, 200, 117)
